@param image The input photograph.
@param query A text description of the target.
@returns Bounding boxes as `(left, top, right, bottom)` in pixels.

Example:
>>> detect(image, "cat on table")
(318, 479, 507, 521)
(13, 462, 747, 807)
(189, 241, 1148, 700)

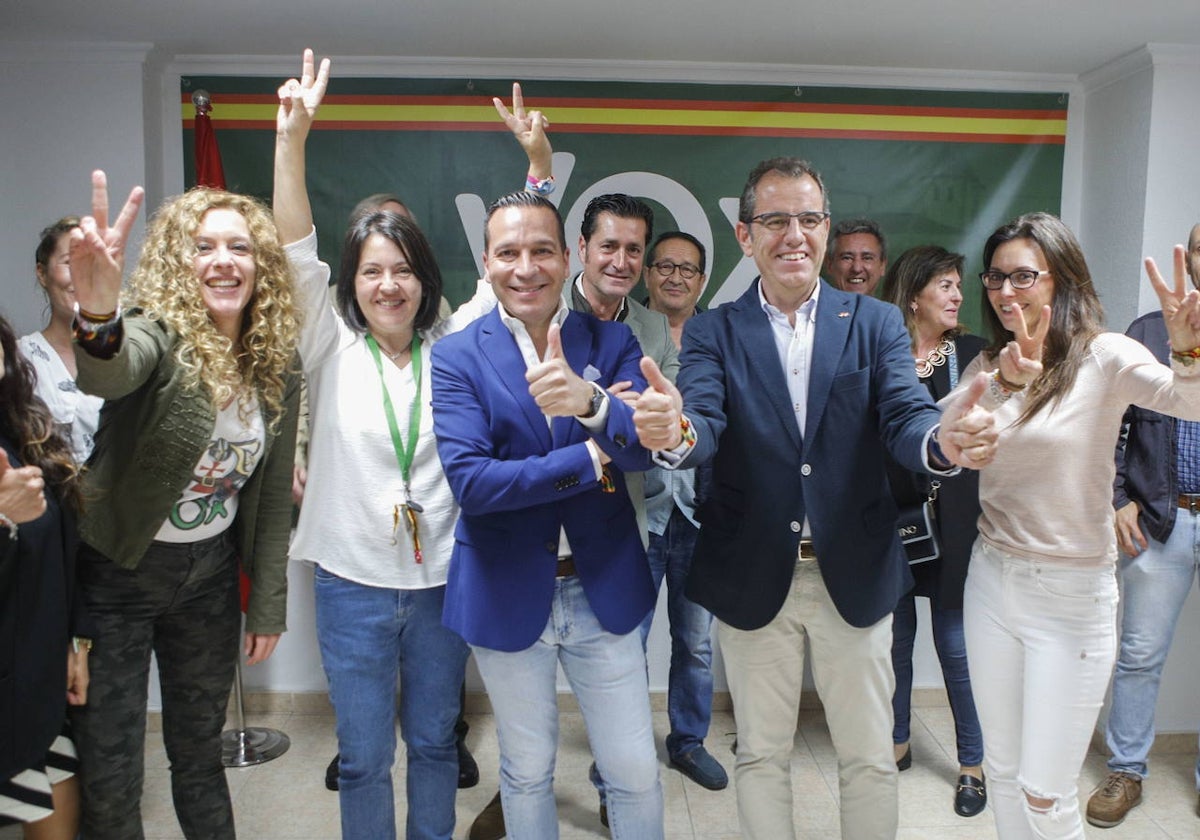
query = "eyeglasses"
(748, 211, 830, 233)
(650, 260, 701, 280)
(979, 269, 1050, 290)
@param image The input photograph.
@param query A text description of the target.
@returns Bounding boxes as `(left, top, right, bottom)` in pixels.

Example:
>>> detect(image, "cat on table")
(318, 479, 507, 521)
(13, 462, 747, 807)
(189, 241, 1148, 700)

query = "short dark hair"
(337, 211, 443, 334)
(878, 245, 964, 335)
(484, 191, 566, 251)
(35, 216, 80, 269)
(580, 194, 653, 245)
(829, 218, 887, 261)
(649, 231, 707, 274)
(350, 193, 412, 224)
(738, 157, 829, 223)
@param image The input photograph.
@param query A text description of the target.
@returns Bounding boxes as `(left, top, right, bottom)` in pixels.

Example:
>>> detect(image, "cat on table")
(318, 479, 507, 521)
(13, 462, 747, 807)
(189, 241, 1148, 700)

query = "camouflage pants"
(71, 532, 241, 840)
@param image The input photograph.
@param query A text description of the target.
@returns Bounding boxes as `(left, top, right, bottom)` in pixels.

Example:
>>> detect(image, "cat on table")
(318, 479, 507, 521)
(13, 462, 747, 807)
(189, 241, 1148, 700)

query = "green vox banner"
(181, 76, 1066, 332)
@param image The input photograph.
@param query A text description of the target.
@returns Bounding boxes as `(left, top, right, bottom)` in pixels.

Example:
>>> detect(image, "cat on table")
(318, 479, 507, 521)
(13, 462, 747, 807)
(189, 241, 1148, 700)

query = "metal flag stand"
(221, 652, 290, 767)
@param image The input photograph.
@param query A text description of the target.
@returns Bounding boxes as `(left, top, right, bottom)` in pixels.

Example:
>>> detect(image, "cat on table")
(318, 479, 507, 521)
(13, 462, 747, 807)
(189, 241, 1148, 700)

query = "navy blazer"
(431, 309, 656, 652)
(680, 280, 943, 630)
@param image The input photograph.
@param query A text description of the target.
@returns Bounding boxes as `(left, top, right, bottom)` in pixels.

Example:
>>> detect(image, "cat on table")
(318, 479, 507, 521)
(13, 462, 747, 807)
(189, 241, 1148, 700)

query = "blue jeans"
(314, 568, 468, 840)
(891, 562, 983, 767)
(639, 506, 715, 758)
(472, 576, 663, 840)
(1105, 511, 1200, 788)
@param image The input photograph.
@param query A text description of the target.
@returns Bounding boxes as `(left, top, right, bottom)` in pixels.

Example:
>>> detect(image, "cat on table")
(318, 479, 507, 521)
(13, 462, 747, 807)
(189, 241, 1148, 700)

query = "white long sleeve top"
(286, 230, 493, 588)
(952, 332, 1200, 566)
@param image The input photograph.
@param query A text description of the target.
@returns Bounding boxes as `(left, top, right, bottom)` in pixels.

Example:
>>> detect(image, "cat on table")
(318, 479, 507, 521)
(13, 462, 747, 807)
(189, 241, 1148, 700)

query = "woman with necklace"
(273, 52, 505, 839)
(18, 218, 104, 464)
(879, 245, 987, 817)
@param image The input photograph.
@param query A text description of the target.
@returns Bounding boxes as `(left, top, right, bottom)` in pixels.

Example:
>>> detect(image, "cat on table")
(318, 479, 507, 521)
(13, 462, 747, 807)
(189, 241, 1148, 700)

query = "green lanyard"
(365, 333, 425, 561)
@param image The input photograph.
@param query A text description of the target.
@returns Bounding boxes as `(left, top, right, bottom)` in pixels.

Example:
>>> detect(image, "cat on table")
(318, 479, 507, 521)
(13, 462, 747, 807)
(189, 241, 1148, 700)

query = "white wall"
(0, 43, 150, 336)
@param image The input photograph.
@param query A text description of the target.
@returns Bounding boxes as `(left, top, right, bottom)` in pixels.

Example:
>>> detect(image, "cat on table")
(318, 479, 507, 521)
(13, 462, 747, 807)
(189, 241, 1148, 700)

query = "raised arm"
(494, 82, 553, 186)
(273, 48, 331, 246)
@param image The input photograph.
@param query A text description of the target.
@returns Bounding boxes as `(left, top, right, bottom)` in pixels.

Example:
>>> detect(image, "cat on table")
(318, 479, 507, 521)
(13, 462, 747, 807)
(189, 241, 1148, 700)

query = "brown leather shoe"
(468, 790, 505, 840)
(1086, 772, 1142, 828)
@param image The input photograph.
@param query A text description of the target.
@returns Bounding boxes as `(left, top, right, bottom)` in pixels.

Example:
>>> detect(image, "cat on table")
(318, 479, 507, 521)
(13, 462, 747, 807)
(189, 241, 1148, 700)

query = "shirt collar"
(758, 278, 820, 327)
(497, 300, 570, 338)
(572, 274, 629, 322)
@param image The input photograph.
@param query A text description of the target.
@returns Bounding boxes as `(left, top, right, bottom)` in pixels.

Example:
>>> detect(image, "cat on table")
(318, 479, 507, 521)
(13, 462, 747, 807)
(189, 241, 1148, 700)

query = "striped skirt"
(0, 728, 78, 826)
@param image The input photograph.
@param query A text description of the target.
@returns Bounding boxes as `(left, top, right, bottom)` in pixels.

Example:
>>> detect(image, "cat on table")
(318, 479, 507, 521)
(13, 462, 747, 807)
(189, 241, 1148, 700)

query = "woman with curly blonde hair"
(65, 172, 302, 839)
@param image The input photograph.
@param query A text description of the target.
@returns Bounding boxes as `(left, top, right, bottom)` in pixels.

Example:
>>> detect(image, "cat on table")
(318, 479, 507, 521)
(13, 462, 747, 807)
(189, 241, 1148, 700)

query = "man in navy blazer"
(633, 158, 996, 839)
(431, 191, 663, 839)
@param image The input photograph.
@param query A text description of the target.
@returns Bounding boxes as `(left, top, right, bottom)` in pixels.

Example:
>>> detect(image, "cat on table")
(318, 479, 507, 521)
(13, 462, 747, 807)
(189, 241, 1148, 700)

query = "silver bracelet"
(0, 512, 16, 540)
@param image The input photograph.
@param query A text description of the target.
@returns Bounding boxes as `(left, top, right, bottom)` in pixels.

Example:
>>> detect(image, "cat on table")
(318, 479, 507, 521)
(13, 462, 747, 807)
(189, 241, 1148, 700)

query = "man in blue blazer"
(431, 191, 663, 839)
(633, 158, 996, 839)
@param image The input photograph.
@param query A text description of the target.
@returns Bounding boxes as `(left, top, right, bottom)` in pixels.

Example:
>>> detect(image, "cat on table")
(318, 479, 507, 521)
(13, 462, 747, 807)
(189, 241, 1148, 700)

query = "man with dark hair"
(1087, 222, 1200, 828)
(632, 157, 996, 839)
(825, 217, 888, 295)
(433, 191, 664, 839)
(639, 230, 727, 792)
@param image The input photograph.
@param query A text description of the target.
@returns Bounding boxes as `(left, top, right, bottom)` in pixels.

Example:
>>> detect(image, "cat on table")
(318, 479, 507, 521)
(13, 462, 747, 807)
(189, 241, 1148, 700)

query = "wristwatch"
(579, 382, 606, 419)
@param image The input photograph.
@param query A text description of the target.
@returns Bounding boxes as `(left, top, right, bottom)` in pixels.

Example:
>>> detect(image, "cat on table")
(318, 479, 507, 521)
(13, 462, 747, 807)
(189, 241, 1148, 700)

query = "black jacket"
(1114, 311, 1179, 543)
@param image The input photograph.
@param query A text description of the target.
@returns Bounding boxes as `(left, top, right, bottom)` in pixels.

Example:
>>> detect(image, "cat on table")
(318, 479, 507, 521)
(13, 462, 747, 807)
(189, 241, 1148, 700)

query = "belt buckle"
(798, 539, 816, 561)
(1184, 495, 1200, 514)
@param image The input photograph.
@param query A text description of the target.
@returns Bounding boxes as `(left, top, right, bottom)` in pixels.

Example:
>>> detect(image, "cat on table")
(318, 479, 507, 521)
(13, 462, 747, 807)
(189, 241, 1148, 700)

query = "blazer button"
(614, 434, 627, 447)
(545, 541, 557, 553)
(800, 463, 812, 476)
(790, 521, 801, 533)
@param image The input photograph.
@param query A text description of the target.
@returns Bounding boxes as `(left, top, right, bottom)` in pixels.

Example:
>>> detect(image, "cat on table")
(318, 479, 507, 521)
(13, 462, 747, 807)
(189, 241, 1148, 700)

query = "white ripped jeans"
(963, 539, 1118, 839)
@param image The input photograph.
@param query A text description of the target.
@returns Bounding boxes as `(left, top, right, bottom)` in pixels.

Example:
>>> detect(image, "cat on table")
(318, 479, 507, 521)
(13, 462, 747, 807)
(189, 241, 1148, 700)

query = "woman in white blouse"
(273, 52, 507, 840)
(19, 217, 104, 463)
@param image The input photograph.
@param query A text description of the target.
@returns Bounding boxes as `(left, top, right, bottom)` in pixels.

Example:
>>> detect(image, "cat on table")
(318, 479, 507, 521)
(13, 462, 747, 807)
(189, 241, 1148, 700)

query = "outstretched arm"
(494, 82, 553, 184)
(273, 48, 331, 246)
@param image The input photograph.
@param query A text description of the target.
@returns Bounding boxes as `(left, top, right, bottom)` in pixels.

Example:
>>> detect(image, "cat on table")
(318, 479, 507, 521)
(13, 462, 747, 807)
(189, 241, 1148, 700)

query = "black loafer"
(896, 745, 912, 771)
(325, 753, 340, 791)
(457, 737, 480, 789)
(954, 773, 987, 817)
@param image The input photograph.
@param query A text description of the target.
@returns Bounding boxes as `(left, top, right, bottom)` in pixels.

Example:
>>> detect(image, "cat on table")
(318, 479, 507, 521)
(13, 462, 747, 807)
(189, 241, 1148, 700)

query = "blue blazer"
(680, 280, 943, 630)
(431, 309, 656, 652)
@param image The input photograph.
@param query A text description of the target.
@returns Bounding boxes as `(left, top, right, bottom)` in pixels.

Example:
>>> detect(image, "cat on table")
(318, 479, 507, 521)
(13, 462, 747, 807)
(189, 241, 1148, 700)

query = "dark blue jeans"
(314, 569, 468, 840)
(891, 562, 983, 767)
(638, 506, 715, 759)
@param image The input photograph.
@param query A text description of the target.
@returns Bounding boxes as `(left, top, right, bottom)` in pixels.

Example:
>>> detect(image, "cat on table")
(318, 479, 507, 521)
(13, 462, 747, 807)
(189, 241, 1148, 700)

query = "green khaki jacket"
(75, 314, 300, 634)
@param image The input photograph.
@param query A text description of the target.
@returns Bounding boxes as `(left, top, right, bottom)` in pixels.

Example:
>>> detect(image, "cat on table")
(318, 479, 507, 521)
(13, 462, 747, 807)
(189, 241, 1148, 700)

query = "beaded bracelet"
(1171, 346, 1200, 367)
(525, 173, 555, 196)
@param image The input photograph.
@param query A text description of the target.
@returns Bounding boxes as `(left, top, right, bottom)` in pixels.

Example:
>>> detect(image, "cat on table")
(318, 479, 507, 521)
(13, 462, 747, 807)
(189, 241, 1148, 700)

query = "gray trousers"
(71, 532, 241, 840)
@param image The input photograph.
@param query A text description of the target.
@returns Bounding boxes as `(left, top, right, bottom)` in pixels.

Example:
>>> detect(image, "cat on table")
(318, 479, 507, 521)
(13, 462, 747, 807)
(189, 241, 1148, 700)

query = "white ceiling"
(4, 0, 1198, 78)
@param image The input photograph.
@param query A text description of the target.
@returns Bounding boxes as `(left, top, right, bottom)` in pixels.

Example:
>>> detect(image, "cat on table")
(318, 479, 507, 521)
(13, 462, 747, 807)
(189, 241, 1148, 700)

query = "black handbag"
(897, 480, 941, 565)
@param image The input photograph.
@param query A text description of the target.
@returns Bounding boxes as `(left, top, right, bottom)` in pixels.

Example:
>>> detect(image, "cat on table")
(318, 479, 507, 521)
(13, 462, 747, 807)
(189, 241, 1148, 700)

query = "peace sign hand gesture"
(69, 170, 145, 318)
(996, 303, 1050, 389)
(1146, 245, 1200, 354)
(276, 48, 331, 142)
(494, 82, 552, 180)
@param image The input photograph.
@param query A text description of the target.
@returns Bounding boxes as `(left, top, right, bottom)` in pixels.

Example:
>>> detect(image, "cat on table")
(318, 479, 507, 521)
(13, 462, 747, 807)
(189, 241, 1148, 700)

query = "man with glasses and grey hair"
(631, 156, 999, 839)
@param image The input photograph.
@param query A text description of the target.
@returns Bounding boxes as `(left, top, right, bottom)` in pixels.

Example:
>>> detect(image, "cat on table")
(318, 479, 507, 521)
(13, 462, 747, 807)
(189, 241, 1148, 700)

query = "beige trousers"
(718, 555, 898, 839)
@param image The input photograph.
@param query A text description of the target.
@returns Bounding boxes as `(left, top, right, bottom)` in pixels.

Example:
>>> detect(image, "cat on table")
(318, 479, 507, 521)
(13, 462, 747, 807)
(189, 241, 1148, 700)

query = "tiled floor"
(6, 705, 1197, 838)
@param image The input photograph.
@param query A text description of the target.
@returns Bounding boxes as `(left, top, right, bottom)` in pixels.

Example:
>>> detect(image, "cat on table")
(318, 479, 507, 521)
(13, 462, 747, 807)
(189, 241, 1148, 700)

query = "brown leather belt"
(1179, 494, 1200, 513)
(556, 556, 577, 578)
(799, 539, 816, 560)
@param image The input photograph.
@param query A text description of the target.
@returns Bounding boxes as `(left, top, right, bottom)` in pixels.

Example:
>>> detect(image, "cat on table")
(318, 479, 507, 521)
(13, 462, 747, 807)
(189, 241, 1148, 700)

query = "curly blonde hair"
(126, 188, 300, 432)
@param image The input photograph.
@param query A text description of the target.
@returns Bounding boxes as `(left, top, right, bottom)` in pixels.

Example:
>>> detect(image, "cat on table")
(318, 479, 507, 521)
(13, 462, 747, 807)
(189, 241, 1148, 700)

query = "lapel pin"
(837, 311, 850, 318)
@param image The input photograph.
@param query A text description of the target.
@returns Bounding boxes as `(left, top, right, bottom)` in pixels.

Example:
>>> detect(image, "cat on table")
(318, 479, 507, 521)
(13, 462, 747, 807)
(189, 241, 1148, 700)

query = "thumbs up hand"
(527, 323, 596, 416)
(938, 371, 999, 470)
(0, 449, 47, 526)
(634, 357, 685, 451)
